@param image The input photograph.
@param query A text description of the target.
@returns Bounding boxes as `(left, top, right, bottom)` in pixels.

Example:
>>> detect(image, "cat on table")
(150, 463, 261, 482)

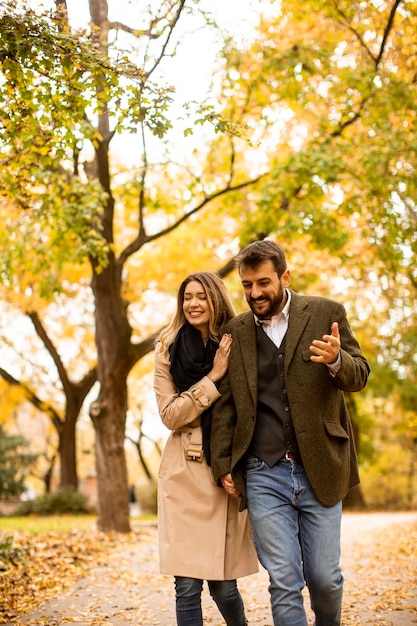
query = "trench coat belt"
(174, 425, 203, 462)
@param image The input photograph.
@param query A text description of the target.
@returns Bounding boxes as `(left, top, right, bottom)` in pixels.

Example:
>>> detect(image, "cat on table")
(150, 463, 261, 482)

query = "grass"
(0, 514, 99, 534)
(0, 513, 156, 534)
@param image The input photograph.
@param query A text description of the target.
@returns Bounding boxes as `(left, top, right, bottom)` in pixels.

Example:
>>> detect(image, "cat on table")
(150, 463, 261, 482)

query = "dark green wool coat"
(210, 290, 370, 510)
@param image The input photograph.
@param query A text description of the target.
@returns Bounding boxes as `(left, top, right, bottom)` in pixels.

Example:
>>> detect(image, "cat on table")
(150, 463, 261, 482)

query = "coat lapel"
(285, 291, 310, 370)
(234, 312, 258, 404)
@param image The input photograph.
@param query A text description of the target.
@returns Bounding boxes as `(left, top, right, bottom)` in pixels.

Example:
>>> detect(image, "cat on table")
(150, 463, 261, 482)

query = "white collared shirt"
(254, 289, 291, 348)
(254, 290, 341, 375)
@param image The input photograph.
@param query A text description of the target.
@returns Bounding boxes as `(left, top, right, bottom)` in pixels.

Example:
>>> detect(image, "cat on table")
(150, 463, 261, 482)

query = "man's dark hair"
(236, 240, 287, 277)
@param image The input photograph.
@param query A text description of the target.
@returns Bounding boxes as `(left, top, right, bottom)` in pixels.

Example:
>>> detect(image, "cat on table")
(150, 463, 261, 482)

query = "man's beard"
(248, 291, 285, 319)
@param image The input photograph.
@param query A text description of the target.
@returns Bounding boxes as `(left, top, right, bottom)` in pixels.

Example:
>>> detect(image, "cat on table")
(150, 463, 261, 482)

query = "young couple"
(153, 240, 370, 626)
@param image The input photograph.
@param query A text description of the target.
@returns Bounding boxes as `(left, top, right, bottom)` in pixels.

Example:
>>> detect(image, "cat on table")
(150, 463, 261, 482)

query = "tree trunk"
(89, 260, 133, 532)
(41, 453, 56, 493)
(91, 387, 130, 531)
(58, 409, 78, 489)
(85, 0, 132, 532)
(51, 373, 97, 492)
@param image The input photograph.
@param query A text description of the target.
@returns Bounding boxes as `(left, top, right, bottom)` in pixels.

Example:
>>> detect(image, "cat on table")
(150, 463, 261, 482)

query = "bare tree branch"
(108, 21, 159, 39)
(126, 434, 153, 480)
(27, 311, 71, 395)
(26, 311, 97, 406)
(144, 0, 187, 79)
(137, 123, 148, 240)
(0, 366, 63, 429)
(333, 1, 378, 64)
(330, 103, 365, 138)
(376, 0, 403, 67)
(117, 173, 266, 268)
(333, 0, 403, 69)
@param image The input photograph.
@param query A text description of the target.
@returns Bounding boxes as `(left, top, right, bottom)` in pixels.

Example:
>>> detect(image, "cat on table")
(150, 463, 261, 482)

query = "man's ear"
(282, 269, 291, 287)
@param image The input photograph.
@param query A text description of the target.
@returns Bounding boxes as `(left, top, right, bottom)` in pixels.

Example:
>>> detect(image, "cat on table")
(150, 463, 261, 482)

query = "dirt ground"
(9, 511, 417, 626)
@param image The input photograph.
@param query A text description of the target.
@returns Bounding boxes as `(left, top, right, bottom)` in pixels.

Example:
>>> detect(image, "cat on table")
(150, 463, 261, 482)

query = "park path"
(10, 511, 417, 626)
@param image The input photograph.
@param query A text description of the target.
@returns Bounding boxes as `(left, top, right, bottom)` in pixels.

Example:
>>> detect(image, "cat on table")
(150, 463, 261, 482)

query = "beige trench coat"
(154, 344, 258, 581)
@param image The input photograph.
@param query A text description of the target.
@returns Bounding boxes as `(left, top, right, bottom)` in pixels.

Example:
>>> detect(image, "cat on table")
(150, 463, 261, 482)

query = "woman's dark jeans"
(174, 576, 247, 626)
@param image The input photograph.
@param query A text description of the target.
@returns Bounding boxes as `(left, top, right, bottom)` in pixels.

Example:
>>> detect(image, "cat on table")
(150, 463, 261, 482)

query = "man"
(211, 240, 370, 626)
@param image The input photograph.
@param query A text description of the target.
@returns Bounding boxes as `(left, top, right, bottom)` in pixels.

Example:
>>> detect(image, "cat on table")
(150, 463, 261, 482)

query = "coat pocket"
(324, 421, 349, 440)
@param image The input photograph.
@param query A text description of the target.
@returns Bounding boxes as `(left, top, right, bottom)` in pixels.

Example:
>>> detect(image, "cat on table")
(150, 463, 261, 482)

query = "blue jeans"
(246, 456, 343, 626)
(174, 576, 247, 626)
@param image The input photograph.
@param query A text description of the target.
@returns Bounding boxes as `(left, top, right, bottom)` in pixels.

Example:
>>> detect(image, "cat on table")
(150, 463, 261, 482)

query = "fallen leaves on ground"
(339, 520, 417, 625)
(0, 526, 137, 623)
(1, 515, 416, 625)
(232, 515, 417, 626)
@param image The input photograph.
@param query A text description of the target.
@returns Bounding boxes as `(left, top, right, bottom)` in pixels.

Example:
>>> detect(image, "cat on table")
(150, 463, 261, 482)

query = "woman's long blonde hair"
(157, 272, 236, 362)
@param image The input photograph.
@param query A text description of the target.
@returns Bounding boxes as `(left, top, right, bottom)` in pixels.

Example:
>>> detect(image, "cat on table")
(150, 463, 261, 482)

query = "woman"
(154, 272, 258, 626)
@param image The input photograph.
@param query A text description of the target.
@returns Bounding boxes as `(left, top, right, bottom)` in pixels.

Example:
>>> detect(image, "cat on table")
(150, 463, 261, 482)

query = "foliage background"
(0, 0, 416, 524)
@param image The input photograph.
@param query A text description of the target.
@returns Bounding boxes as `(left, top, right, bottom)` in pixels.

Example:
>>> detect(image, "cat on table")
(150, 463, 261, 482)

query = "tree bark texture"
(89, 255, 133, 532)
(58, 410, 78, 489)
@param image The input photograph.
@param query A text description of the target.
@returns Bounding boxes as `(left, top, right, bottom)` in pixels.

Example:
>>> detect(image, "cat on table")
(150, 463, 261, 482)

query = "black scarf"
(169, 323, 218, 466)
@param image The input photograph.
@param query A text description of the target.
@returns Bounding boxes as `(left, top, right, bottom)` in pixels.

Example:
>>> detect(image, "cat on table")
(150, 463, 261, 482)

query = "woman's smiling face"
(183, 280, 210, 338)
